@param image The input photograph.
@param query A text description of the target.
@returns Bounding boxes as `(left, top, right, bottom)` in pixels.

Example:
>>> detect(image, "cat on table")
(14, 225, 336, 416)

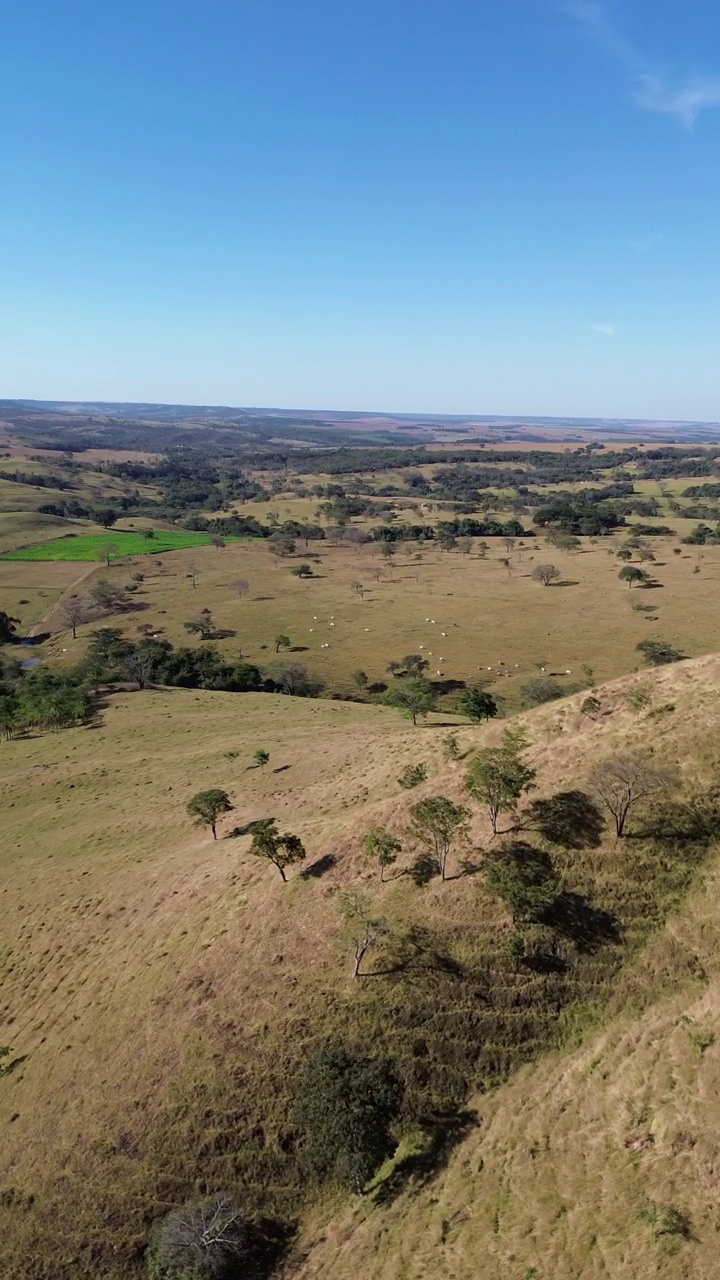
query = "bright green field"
(0, 530, 243, 562)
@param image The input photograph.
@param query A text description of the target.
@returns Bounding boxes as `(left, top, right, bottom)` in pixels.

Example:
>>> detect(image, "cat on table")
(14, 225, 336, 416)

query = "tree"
(398, 762, 428, 789)
(90, 579, 130, 611)
(249, 818, 306, 880)
(124, 648, 154, 690)
(268, 533, 296, 558)
(269, 662, 325, 696)
(531, 564, 561, 587)
(590, 754, 679, 839)
(151, 1192, 257, 1278)
(388, 653, 429, 678)
(184, 607, 215, 639)
(254, 749, 270, 771)
(350, 580, 366, 599)
(382, 676, 436, 725)
(636, 638, 685, 666)
(352, 669, 369, 690)
(503, 536, 517, 554)
(456, 687, 498, 722)
(340, 889, 389, 974)
(58, 596, 88, 640)
(142, 529, 155, 541)
(95, 508, 118, 528)
(619, 566, 649, 588)
(458, 536, 473, 557)
(409, 795, 470, 881)
(186, 788, 234, 840)
(0, 611, 21, 643)
(294, 1044, 401, 1191)
(362, 826, 401, 881)
(290, 563, 314, 577)
(210, 534, 226, 549)
(275, 632, 291, 654)
(484, 842, 559, 922)
(99, 541, 119, 567)
(617, 546, 633, 562)
(231, 578, 250, 597)
(465, 731, 537, 834)
(188, 560, 198, 588)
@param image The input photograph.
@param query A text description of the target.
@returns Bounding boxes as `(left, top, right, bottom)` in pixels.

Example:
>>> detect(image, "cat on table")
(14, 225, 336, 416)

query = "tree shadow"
(526, 790, 605, 849)
(521, 951, 568, 974)
(289, 645, 309, 652)
(407, 853, 440, 886)
(540, 892, 621, 952)
(253, 595, 275, 601)
(210, 628, 237, 640)
(273, 764, 291, 774)
(299, 853, 337, 880)
(368, 681, 388, 694)
(370, 1109, 477, 1208)
(549, 580, 580, 587)
(431, 678, 466, 695)
(226, 817, 275, 839)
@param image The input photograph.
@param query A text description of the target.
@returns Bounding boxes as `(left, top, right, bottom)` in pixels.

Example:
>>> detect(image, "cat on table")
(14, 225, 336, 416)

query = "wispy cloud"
(587, 322, 616, 336)
(625, 232, 662, 254)
(563, 2, 720, 128)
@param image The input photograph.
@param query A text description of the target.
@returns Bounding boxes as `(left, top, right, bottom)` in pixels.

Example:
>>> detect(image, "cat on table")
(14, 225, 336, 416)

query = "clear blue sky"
(2, 0, 720, 418)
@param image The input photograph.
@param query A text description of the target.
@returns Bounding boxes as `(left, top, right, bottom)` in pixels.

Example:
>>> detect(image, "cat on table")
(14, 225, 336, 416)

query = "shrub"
(398, 762, 428, 789)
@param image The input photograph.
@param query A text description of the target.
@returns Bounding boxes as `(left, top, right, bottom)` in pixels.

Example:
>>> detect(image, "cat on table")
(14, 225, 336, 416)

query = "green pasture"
(0, 529, 244, 562)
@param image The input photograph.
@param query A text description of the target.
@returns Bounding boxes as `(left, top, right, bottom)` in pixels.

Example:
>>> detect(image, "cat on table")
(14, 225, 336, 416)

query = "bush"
(398, 762, 428, 789)
(484, 843, 559, 922)
(521, 677, 566, 706)
(636, 638, 686, 666)
(148, 1193, 257, 1278)
(294, 1045, 401, 1192)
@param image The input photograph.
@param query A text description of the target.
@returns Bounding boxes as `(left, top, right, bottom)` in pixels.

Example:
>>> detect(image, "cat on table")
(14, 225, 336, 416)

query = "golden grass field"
(1, 654, 719, 1278)
(13, 522, 718, 714)
(3, 442, 720, 1279)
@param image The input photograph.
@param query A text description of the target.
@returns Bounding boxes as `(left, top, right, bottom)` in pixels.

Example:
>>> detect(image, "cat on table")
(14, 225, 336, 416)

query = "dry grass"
(1, 657, 719, 1277)
(19, 531, 720, 713)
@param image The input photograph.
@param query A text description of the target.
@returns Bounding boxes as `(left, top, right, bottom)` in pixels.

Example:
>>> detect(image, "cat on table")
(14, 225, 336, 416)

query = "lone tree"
(294, 1044, 401, 1192)
(59, 596, 88, 639)
(362, 826, 401, 881)
(456, 687, 498, 722)
(99, 541, 119, 567)
(588, 753, 678, 837)
(619, 566, 649, 588)
(184, 607, 215, 639)
(90, 579, 130, 612)
(151, 1192, 257, 1278)
(249, 818, 306, 880)
(352, 669, 369, 690)
(531, 564, 561, 587)
(636, 638, 685, 666)
(275, 632, 292, 654)
(290, 563, 314, 578)
(616, 546, 633, 562)
(231, 578, 250, 598)
(341, 889, 389, 974)
(186, 788, 234, 840)
(409, 795, 470, 881)
(383, 676, 436, 725)
(465, 730, 537, 834)
(253, 749, 270, 771)
(210, 534, 226, 549)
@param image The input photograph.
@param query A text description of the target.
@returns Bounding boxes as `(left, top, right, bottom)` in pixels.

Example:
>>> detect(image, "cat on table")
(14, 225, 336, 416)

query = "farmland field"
(0, 529, 244, 561)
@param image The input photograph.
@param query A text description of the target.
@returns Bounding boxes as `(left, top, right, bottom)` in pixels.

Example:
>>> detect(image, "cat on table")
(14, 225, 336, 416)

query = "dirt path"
(28, 563, 99, 636)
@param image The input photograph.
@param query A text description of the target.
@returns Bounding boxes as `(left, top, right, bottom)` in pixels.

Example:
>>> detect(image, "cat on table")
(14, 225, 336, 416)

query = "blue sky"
(1, 0, 719, 418)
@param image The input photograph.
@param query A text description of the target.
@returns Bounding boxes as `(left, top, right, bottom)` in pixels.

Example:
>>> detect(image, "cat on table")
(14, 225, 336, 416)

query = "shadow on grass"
(299, 853, 337, 880)
(540, 892, 621, 952)
(525, 790, 605, 850)
(369, 1109, 477, 1208)
(226, 817, 275, 839)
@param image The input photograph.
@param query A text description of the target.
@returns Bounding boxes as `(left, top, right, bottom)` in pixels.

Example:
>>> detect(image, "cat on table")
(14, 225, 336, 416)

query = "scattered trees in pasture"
(383, 677, 436, 725)
(362, 826, 401, 880)
(186, 788, 234, 840)
(531, 563, 561, 587)
(409, 795, 470, 881)
(588, 754, 678, 837)
(249, 818, 306, 880)
(465, 730, 537, 834)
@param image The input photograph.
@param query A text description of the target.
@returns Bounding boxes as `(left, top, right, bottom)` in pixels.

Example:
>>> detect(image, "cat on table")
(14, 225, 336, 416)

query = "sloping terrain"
(0, 659, 719, 1277)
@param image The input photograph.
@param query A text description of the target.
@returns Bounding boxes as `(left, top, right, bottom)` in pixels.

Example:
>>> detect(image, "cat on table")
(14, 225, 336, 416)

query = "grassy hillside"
(1, 658, 719, 1278)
